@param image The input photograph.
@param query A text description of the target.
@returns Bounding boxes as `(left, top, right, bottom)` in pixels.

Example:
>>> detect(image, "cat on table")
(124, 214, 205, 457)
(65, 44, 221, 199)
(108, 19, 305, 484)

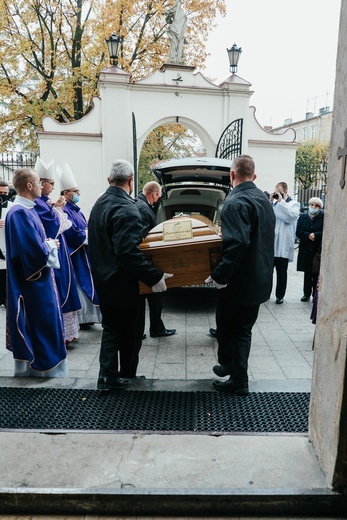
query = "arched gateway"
(38, 61, 296, 216)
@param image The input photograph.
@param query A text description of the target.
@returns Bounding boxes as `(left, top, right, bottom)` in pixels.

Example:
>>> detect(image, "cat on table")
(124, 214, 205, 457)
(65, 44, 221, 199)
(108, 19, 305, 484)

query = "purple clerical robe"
(63, 201, 99, 305)
(5, 200, 67, 372)
(34, 195, 81, 313)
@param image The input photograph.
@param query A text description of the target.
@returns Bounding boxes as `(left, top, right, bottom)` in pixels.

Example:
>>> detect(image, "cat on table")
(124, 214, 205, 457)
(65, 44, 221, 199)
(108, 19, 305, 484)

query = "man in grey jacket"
(206, 155, 275, 394)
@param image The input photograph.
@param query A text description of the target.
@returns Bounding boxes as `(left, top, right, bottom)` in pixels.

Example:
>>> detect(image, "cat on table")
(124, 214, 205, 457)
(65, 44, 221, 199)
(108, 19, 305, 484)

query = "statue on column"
(165, 0, 188, 64)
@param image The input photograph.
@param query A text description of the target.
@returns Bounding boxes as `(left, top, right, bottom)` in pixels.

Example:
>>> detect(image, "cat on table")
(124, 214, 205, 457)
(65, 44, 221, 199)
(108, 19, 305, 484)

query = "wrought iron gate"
(215, 118, 243, 160)
(0, 153, 37, 183)
(132, 112, 138, 196)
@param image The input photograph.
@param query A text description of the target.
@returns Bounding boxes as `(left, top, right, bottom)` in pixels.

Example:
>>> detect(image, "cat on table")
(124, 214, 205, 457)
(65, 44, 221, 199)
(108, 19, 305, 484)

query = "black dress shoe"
(276, 298, 284, 304)
(213, 364, 230, 377)
(301, 295, 310, 302)
(97, 376, 130, 391)
(212, 378, 249, 395)
(150, 329, 176, 338)
(209, 328, 217, 337)
(79, 323, 91, 330)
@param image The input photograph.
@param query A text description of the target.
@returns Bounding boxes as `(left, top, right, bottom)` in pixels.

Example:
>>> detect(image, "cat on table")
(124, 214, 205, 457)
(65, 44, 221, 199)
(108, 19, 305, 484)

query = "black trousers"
(303, 271, 319, 298)
(216, 292, 260, 383)
(273, 257, 289, 300)
(99, 296, 145, 379)
(147, 292, 165, 334)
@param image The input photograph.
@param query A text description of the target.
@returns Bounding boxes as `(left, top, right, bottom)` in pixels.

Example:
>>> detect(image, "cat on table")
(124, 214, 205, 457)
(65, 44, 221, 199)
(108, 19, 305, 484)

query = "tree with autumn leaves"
(295, 142, 329, 189)
(0, 0, 226, 153)
(138, 123, 206, 189)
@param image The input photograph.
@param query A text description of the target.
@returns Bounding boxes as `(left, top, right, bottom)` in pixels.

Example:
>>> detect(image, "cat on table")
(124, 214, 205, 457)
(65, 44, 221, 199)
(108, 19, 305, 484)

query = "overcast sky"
(203, 0, 341, 128)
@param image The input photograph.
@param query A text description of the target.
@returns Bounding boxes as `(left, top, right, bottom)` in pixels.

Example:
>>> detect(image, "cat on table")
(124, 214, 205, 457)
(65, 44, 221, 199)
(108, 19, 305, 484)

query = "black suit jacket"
(88, 186, 162, 305)
(135, 193, 157, 237)
(212, 181, 275, 306)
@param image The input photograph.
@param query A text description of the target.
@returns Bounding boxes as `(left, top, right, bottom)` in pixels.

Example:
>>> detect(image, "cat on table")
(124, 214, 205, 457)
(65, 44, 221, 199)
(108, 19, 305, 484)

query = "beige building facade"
(270, 108, 332, 145)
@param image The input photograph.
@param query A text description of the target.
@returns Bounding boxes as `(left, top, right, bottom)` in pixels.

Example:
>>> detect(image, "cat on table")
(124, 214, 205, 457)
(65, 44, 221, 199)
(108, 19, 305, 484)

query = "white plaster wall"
(38, 65, 297, 218)
(248, 143, 298, 194)
(39, 97, 104, 216)
(246, 107, 297, 194)
(39, 135, 103, 216)
(42, 97, 103, 134)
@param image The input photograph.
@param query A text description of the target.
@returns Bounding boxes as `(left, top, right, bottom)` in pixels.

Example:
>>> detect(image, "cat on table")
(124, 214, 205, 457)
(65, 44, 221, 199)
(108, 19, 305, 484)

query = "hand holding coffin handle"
(152, 273, 174, 293)
(205, 275, 227, 289)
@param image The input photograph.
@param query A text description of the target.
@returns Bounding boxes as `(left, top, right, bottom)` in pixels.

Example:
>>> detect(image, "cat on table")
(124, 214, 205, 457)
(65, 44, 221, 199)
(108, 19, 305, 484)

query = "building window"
(303, 127, 307, 141)
(311, 125, 316, 139)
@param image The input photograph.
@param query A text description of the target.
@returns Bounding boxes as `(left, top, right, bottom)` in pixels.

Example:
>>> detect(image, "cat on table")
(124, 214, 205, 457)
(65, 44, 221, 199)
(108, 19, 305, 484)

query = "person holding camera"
(0, 181, 14, 306)
(270, 182, 300, 304)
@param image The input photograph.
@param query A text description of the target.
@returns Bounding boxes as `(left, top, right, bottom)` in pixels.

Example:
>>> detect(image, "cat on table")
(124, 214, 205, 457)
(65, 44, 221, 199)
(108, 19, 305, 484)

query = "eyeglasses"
(41, 179, 55, 186)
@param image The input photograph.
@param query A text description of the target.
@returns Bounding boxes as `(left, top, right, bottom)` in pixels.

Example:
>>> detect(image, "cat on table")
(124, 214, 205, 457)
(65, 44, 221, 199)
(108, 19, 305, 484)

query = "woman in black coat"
(296, 197, 324, 302)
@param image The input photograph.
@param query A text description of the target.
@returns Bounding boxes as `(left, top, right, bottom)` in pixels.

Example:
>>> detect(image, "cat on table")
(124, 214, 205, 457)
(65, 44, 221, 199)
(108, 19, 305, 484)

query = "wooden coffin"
(139, 215, 222, 294)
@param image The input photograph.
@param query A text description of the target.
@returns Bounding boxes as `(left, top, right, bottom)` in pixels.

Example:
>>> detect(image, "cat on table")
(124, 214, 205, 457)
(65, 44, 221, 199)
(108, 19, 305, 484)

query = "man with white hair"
(88, 160, 172, 391)
(135, 181, 176, 338)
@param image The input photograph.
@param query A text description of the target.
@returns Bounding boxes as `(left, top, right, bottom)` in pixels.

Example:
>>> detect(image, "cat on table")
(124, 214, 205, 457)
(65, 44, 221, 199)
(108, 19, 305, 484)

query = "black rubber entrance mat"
(0, 388, 309, 433)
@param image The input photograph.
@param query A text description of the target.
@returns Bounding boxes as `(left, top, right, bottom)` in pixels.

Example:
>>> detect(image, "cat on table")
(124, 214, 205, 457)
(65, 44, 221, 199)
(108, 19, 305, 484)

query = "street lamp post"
(227, 43, 242, 74)
(105, 33, 123, 66)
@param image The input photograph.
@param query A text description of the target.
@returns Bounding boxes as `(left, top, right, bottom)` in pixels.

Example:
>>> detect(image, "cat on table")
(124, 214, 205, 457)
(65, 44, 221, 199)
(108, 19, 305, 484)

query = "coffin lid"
(150, 157, 232, 188)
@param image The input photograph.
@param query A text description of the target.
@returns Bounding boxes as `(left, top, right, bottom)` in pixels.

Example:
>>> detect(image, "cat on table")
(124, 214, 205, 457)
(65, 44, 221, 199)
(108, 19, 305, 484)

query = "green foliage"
(295, 142, 329, 189)
(138, 124, 205, 191)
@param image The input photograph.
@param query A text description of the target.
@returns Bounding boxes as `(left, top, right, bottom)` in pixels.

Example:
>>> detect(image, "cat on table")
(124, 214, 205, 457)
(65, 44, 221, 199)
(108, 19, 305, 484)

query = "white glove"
(205, 275, 227, 289)
(152, 273, 173, 293)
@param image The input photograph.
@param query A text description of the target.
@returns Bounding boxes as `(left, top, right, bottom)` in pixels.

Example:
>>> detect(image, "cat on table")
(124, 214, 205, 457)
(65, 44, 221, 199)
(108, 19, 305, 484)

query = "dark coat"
(211, 181, 275, 307)
(296, 211, 324, 272)
(135, 193, 157, 238)
(88, 186, 162, 305)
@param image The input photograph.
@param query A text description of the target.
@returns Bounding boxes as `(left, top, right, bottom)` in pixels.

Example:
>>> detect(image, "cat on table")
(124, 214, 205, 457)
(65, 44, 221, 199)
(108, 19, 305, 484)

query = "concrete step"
(0, 431, 346, 516)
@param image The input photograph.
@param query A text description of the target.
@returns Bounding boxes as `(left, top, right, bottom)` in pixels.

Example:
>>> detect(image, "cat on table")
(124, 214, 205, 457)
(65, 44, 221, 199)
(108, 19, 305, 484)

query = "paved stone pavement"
(1, 256, 344, 519)
(0, 254, 314, 391)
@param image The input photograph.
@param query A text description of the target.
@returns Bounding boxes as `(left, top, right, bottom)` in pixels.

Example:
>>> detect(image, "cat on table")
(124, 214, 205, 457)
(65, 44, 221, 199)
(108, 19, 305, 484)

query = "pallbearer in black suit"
(88, 160, 172, 391)
(135, 181, 176, 339)
(206, 155, 275, 394)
